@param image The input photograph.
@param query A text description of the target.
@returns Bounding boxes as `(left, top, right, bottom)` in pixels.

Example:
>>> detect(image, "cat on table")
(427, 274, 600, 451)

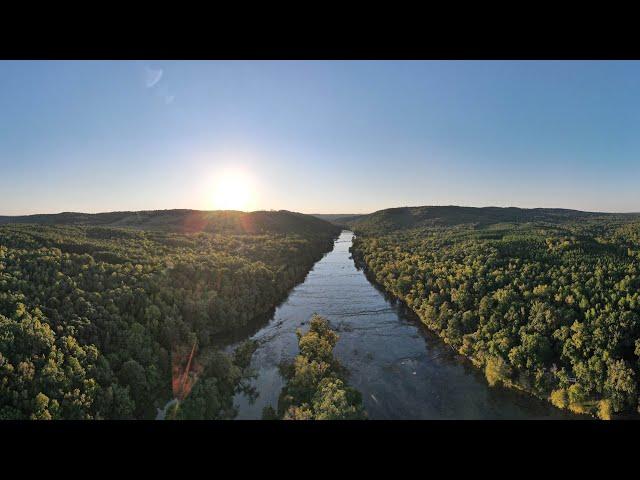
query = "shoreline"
(348, 233, 596, 420)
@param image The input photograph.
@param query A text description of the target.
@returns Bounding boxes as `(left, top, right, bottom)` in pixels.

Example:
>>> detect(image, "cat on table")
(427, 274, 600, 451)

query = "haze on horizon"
(2, 60, 640, 216)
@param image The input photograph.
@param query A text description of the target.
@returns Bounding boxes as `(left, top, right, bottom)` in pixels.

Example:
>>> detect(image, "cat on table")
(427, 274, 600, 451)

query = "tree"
(485, 356, 511, 387)
(273, 315, 366, 420)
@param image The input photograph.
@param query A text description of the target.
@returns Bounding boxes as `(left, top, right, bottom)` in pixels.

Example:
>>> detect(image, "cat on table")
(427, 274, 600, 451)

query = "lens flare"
(171, 342, 202, 394)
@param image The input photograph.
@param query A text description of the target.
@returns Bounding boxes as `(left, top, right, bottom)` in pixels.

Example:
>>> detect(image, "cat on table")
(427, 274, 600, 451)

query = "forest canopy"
(350, 206, 640, 419)
(0, 211, 339, 419)
(264, 314, 366, 420)
(0, 209, 340, 237)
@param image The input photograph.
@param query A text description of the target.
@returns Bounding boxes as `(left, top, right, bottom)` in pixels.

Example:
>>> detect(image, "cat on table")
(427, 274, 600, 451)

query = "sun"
(211, 170, 254, 211)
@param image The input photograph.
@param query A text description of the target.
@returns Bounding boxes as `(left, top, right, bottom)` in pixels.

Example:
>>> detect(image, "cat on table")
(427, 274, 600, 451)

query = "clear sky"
(1, 60, 639, 215)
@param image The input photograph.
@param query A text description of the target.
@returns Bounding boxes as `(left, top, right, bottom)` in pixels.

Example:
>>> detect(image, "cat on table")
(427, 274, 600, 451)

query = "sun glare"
(211, 170, 255, 211)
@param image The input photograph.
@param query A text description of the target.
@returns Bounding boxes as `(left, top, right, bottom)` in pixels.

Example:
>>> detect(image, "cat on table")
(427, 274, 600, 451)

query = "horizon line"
(3, 204, 640, 218)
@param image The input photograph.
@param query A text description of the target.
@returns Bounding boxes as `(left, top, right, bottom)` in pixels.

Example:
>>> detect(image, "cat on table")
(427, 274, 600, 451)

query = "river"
(232, 230, 575, 419)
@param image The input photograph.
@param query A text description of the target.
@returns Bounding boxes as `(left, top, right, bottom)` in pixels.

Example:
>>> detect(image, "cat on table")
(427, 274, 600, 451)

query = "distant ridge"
(0, 209, 341, 236)
(310, 213, 366, 224)
(345, 205, 640, 234)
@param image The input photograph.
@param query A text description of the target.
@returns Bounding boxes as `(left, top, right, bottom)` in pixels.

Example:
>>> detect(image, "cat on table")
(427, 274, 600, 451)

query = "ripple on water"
(232, 231, 578, 420)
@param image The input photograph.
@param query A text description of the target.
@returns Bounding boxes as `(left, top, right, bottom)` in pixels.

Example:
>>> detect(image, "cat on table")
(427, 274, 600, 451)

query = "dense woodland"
(0, 211, 339, 419)
(350, 206, 640, 419)
(0, 209, 341, 237)
(263, 314, 366, 420)
(5, 203, 640, 420)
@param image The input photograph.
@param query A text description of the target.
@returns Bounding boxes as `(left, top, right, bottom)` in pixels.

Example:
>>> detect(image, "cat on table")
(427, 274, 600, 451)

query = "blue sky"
(1, 60, 639, 215)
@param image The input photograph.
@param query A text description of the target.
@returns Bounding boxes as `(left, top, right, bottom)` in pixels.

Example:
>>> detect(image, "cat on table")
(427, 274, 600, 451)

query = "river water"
(232, 230, 574, 419)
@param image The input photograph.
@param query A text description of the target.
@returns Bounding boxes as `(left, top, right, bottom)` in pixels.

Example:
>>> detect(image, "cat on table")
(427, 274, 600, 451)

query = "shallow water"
(232, 231, 575, 419)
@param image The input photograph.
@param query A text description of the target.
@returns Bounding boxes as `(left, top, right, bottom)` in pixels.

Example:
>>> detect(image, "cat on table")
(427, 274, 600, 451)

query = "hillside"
(348, 205, 640, 234)
(310, 214, 365, 224)
(0, 211, 340, 419)
(0, 209, 341, 237)
(350, 206, 640, 418)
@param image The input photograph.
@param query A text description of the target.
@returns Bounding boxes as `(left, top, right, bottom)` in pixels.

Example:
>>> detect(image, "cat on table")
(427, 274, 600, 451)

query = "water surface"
(233, 231, 575, 419)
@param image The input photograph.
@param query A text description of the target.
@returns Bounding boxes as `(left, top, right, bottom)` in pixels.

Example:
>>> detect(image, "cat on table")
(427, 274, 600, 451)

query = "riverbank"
(232, 231, 575, 419)
(154, 230, 341, 419)
(349, 234, 593, 419)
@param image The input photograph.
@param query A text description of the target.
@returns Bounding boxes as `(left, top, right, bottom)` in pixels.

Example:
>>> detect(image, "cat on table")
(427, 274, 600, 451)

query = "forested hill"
(0, 209, 342, 419)
(310, 214, 364, 224)
(350, 206, 640, 418)
(0, 209, 341, 237)
(348, 206, 640, 234)
(0, 211, 340, 419)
